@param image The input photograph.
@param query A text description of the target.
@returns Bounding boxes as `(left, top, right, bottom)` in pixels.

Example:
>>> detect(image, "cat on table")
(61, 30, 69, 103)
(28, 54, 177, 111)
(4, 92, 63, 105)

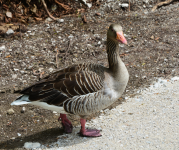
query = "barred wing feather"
(20, 64, 104, 106)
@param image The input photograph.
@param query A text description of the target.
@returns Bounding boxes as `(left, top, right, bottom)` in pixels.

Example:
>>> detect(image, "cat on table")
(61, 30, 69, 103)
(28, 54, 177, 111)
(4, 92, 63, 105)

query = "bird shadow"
(0, 127, 92, 149)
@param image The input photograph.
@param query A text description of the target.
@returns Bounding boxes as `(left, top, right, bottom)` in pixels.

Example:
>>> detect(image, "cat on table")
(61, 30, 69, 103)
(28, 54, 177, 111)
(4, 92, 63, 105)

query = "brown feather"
(19, 64, 104, 106)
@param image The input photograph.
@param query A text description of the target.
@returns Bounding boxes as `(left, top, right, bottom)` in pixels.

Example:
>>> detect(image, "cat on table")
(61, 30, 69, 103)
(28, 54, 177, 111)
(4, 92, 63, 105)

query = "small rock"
(24, 142, 41, 149)
(6, 11, 12, 18)
(121, 3, 129, 8)
(20, 70, 25, 74)
(45, 17, 53, 22)
(0, 45, 6, 51)
(21, 107, 25, 113)
(6, 29, 14, 35)
(73, 54, 78, 57)
(57, 19, 64, 23)
(68, 35, 74, 38)
(17, 133, 21, 136)
(12, 74, 17, 79)
(49, 68, 53, 72)
(73, 58, 77, 62)
(7, 108, 15, 115)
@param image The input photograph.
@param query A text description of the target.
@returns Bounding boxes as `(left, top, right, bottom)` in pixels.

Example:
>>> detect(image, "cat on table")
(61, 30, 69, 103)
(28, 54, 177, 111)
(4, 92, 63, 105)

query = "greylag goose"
(11, 24, 129, 137)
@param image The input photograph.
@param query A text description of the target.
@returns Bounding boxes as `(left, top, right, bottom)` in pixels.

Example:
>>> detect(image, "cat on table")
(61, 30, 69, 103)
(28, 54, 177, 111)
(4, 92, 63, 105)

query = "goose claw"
(79, 129, 102, 137)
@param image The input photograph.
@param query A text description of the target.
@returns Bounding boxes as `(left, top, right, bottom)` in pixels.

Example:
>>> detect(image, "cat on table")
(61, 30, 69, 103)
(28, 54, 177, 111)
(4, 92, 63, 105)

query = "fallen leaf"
(34, 17, 42, 21)
(82, 15, 87, 23)
(155, 37, 160, 40)
(5, 55, 11, 58)
(150, 35, 154, 40)
(95, 13, 101, 16)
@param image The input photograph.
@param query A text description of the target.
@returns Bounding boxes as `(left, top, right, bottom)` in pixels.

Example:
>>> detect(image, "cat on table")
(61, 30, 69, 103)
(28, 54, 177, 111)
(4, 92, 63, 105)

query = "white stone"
(24, 142, 41, 149)
(45, 17, 53, 22)
(0, 45, 5, 51)
(12, 74, 17, 79)
(17, 133, 21, 136)
(6, 11, 12, 18)
(6, 29, 14, 35)
(57, 19, 64, 23)
(121, 3, 129, 8)
(49, 68, 53, 72)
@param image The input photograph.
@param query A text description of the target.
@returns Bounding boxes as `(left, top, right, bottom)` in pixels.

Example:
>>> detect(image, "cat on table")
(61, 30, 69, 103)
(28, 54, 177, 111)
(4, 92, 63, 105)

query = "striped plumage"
(11, 24, 129, 137)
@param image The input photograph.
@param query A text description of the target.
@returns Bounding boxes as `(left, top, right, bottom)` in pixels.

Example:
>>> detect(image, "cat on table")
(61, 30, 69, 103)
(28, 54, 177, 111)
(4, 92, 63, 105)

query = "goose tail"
(11, 95, 31, 105)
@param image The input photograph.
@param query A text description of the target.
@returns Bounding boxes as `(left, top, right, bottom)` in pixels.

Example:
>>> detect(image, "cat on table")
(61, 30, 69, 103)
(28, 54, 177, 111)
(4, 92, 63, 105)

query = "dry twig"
(129, 0, 130, 12)
(54, 0, 72, 12)
(152, 0, 173, 12)
(41, 0, 57, 20)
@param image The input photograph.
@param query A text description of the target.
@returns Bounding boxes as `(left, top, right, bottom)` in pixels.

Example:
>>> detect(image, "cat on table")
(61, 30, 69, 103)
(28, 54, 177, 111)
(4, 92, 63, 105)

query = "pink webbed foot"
(79, 129, 102, 137)
(79, 118, 102, 137)
(59, 114, 73, 133)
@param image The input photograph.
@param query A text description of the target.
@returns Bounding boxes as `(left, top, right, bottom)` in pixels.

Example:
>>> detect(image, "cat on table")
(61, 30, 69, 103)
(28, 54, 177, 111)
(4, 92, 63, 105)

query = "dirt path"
(23, 77, 179, 149)
(0, 0, 179, 149)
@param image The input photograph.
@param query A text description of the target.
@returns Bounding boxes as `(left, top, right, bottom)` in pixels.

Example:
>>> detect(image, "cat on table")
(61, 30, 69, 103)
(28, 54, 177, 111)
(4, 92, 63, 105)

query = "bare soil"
(0, 0, 179, 149)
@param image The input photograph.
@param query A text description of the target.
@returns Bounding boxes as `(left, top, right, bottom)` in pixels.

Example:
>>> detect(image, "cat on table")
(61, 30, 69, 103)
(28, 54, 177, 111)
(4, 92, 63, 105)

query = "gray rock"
(121, 3, 129, 8)
(0, 45, 6, 51)
(7, 108, 15, 115)
(45, 17, 53, 22)
(12, 74, 17, 79)
(21, 107, 25, 113)
(6, 11, 12, 18)
(57, 19, 64, 23)
(24, 142, 41, 149)
(6, 29, 14, 35)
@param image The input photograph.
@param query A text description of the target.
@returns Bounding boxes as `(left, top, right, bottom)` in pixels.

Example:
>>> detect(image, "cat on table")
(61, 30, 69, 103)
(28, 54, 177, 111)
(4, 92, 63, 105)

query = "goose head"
(107, 24, 127, 45)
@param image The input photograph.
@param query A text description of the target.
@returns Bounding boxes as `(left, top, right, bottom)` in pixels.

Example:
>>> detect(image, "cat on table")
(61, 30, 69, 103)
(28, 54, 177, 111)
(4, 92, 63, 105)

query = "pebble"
(6, 11, 12, 18)
(6, 29, 14, 35)
(0, 45, 6, 51)
(121, 3, 129, 8)
(49, 68, 54, 72)
(45, 17, 53, 22)
(21, 107, 25, 113)
(17, 133, 21, 136)
(7, 108, 14, 115)
(57, 19, 64, 23)
(24, 142, 41, 149)
(12, 74, 17, 79)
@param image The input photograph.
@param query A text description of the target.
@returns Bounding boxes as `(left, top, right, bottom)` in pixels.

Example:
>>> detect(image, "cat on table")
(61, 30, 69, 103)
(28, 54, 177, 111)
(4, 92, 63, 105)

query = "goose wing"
(20, 64, 104, 106)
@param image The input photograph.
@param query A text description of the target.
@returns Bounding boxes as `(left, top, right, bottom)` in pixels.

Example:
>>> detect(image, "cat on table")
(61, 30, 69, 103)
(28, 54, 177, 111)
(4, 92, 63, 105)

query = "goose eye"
(111, 28, 114, 32)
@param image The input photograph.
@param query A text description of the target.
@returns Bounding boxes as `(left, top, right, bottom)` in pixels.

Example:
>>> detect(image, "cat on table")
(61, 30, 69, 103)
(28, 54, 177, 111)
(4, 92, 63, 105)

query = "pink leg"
(79, 118, 101, 137)
(58, 114, 73, 133)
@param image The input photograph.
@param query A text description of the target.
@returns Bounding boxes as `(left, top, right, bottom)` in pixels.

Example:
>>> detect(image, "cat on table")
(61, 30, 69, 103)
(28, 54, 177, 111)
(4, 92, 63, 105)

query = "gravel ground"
(23, 76, 179, 149)
(0, 0, 179, 149)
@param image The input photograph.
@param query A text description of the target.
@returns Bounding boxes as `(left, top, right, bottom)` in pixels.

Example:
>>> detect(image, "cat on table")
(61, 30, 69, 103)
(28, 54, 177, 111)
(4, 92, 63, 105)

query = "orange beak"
(116, 32, 127, 45)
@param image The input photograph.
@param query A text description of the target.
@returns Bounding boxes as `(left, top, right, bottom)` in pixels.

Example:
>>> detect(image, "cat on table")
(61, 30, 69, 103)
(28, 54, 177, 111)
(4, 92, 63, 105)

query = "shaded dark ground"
(0, 0, 179, 149)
